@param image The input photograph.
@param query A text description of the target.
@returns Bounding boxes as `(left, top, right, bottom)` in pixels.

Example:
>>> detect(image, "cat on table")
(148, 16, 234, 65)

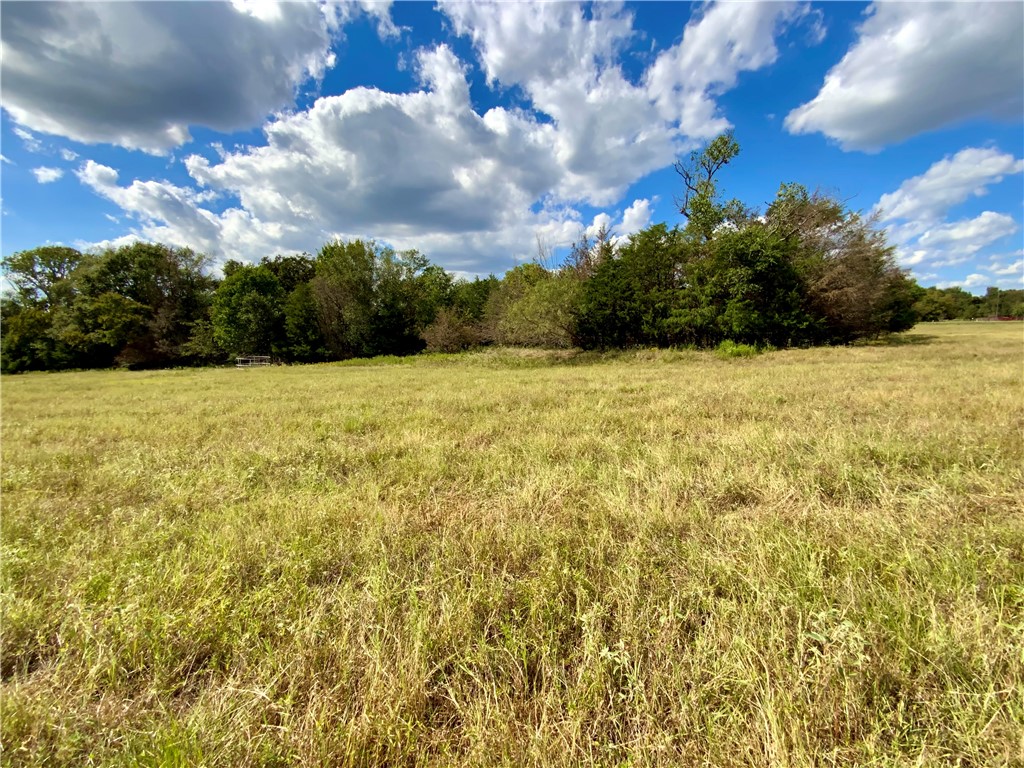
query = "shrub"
(715, 339, 760, 358)
(421, 308, 482, 353)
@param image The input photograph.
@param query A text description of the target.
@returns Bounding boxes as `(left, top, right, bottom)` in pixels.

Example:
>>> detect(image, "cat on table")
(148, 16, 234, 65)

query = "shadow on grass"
(330, 332, 942, 371)
(852, 332, 938, 347)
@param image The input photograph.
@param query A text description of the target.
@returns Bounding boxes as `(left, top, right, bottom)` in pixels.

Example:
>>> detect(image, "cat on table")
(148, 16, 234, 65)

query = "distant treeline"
(913, 285, 1024, 321)
(1, 135, 1018, 374)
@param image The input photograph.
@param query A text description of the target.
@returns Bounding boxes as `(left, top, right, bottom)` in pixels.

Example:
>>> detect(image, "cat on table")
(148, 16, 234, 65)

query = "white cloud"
(584, 213, 614, 241)
(954, 273, 988, 289)
(442, 1, 810, 204)
(934, 271, 1022, 291)
(917, 212, 1018, 254)
(616, 198, 653, 237)
(877, 147, 1023, 274)
(31, 166, 64, 184)
(77, 159, 297, 261)
(645, 2, 808, 134)
(14, 127, 42, 152)
(0, 154, 12, 165)
(355, 0, 400, 39)
(0, 1, 391, 152)
(897, 249, 928, 268)
(182, 45, 558, 249)
(77, 161, 119, 189)
(991, 259, 1023, 277)
(874, 147, 1024, 223)
(60, 148, 79, 162)
(929, 252, 977, 269)
(890, 209, 1020, 270)
(786, 2, 1024, 150)
(72, 2, 816, 273)
(74, 233, 144, 254)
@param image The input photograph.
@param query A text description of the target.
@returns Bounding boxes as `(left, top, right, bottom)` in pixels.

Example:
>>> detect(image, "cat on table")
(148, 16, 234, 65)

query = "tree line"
(912, 285, 1023, 321)
(1, 135, 1017, 374)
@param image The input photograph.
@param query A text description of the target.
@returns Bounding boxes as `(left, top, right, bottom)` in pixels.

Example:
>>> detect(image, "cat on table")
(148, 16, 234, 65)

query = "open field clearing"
(2, 322, 1022, 766)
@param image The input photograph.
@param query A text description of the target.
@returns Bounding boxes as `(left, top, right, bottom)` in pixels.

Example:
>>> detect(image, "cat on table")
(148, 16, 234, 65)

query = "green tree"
(674, 132, 743, 241)
(420, 275, 496, 353)
(211, 265, 284, 357)
(1, 245, 84, 309)
(421, 307, 482, 353)
(312, 240, 376, 359)
(2, 242, 216, 370)
(1, 246, 90, 371)
(411, 264, 455, 330)
(573, 224, 691, 349)
(499, 274, 580, 348)
(282, 283, 327, 362)
(669, 226, 807, 347)
(451, 276, 499, 322)
(1, 302, 75, 373)
(71, 242, 216, 367)
(482, 263, 552, 344)
(765, 184, 917, 343)
(261, 254, 316, 294)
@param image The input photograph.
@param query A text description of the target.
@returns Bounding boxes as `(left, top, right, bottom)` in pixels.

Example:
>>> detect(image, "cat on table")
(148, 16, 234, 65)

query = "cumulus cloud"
(442, 1, 809, 203)
(645, 2, 809, 133)
(786, 2, 1024, 150)
(183, 45, 557, 241)
(0, 0, 372, 152)
(77, 159, 304, 260)
(917, 212, 1018, 254)
(72, 2, 815, 273)
(990, 259, 1023, 278)
(874, 148, 1024, 223)
(938, 273, 990, 290)
(616, 198, 653, 237)
(60, 148, 79, 162)
(934, 270, 1021, 291)
(31, 166, 64, 184)
(876, 147, 1023, 273)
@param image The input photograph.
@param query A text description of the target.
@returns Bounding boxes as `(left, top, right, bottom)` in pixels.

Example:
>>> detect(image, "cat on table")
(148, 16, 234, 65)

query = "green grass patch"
(714, 340, 763, 358)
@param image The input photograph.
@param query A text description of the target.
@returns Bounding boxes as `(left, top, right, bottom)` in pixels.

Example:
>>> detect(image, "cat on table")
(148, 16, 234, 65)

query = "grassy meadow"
(1, 322, 1022, 766)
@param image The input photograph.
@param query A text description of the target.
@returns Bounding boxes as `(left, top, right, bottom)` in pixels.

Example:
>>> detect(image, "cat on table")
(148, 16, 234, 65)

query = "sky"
(1, 0, 1022, 291)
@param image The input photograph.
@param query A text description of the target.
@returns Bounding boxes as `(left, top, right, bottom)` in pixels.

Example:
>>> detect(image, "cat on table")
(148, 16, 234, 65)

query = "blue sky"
(2, 1, 1022, 291)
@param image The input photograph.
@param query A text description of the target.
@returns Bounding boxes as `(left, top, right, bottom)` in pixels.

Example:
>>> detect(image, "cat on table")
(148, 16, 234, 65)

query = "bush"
(421, 308, 482, 353)
(498, 276, 579, 348)
(715, 340, 760, 358)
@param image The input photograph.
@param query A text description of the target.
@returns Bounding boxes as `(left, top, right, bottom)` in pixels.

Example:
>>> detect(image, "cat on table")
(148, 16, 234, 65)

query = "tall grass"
(2, 322, 1022, 766)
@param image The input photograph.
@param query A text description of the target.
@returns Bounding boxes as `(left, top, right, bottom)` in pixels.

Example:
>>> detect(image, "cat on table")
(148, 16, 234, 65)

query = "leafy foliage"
(913, 285, 1024, 320)
(1, 243, 215, 371)
(212, 264, 285, 357)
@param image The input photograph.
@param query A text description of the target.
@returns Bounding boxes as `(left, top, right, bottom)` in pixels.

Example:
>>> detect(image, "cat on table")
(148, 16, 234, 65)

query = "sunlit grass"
(2, 322, 1022, 766)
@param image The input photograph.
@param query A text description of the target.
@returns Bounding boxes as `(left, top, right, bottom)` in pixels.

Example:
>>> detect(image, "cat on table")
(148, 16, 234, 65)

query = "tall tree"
(73, 243, 216, 366)
(573, 225, 691, 349)
(312, 240, 377, 359)
(674, 132, 743, 241)
(765, 184, 917, 342)
(1, 245, 84, 310)
(1, 246, 87, 371)
(211, 265, 284, 357)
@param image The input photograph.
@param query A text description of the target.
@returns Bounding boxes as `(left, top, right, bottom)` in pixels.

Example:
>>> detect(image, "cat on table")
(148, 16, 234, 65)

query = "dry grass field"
(2, 322, 1022, 766)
